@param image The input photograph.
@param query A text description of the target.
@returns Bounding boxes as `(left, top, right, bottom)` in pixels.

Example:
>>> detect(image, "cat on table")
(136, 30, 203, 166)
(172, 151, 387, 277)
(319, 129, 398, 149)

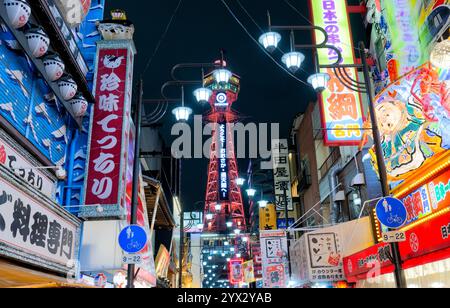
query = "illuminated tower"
(203, 63, 246, 233)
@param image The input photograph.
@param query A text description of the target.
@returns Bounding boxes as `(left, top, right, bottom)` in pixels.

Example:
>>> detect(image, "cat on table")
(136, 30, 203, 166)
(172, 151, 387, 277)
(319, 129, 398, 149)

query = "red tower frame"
(203, 67, 246, 233)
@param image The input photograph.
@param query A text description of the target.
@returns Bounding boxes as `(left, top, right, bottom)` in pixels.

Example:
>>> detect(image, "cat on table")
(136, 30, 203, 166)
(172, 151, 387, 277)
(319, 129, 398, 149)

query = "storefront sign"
(242, 260, 256, 284)
(310, 0, 364, 146)
(0, 174, 79, 272)
(250, 240, 263, 279)
(229, 258, 244, 285)
(218, 123, 229, 201)
(0, 132, 56, 200)
(399, 211, 450, 261)
(402, 169, 450, 225)
(272, 140, 293, 211)
(307, 233, 344, 282)
(259, 204, 277, 231)
(84, 47, 130, 212)
(260, 230, 289, 288)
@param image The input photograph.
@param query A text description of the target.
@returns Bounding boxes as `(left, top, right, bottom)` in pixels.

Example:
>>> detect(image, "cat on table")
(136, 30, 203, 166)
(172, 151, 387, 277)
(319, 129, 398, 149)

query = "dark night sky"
(104, 0, 362, 211)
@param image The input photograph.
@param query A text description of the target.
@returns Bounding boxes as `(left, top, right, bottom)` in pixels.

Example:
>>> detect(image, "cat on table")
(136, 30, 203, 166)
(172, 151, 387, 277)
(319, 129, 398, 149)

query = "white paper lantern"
(69, 93, 88, 117)
(24, 26, 50, 58)
(58, 75, 78, 100)
(43, 53, 65, 81)
(3, 0, 31, 29)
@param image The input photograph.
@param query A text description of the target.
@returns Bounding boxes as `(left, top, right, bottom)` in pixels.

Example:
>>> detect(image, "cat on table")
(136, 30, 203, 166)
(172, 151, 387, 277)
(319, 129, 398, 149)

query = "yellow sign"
(259, 204, 277, 231)
(242, 261, 256, 284)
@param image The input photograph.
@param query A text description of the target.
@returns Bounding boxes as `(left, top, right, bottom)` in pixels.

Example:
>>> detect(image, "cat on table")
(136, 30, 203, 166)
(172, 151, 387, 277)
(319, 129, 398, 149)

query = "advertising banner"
(218, 122, 229, 201)
(155, 245, 171, 278)
(310, 0, 364, 146)
(272, 140, 293, 211)
(84, 46, 132, 215)
(229, 258, 244, 285)
(260, 230, 289, 288)
(259, 204, 277, 231)
(250, 239, 263, 279)
(242, 260, 256, 284)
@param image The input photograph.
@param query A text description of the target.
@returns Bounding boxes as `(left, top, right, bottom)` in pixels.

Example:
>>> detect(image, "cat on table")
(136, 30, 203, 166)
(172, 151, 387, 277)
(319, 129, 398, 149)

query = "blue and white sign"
(376, 197, 408, 229)
(118, 225, 148, 254)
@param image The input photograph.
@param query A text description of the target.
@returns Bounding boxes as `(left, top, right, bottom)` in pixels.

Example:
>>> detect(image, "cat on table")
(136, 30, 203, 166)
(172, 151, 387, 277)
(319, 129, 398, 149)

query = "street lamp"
(258, 200, 269, 208)
(236, 178, 246, 186)
(215, 203, 222, 212)
(172, 86, 193, 122)
(307, 72, 331, 93)
(193, 87, 213, 104)
(246, 188, 257, 198)
(258, 31, 282, 53)
(213, 68, 232, 84)
(282, 51, 305, 73)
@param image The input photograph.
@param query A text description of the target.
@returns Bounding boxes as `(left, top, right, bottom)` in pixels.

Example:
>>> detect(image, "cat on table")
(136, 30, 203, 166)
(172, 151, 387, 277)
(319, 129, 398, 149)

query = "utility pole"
(127, 78, 144, 289)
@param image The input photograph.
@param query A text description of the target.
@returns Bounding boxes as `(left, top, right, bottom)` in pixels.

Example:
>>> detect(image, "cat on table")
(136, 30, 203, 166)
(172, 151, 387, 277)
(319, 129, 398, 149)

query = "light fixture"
(24, 26, 50, 58)
(430, 39, 450, 69)
(58, 74, 78, 101)
(203, 262, 207, 266)
(208, 256, 212, 260)
(213, 69, 232, 84)
(224, 241, 230, 246)
(242, 237, 249, 242)
(197, 223, 204, 230)
(236, 178, 246, 186)
(259, 31, 282, 53)
(226, 222, 233, 228)
(172, 106, 193, 122)
(236, 253, 241, 258)
(307, 73, 330, 92)
(69, 92, 88, 118)
(193, 87, 213, 104)
(43, 52, 65, 82)
(258, 200, 269, 208)
(246, 188, 257, 197)
(282, 52, 305, 73)
(215, 203, 222, 212)
(206, 213, 214, 220)
(234, 229, 241, 235)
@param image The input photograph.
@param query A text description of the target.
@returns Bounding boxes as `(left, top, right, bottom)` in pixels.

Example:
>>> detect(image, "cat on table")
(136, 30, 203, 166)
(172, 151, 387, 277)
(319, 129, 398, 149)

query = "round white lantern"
(58, 75, 78, 100)
(69, 93, 88, 117)
(55, 167, 67, 180)
(43, 53, 65, 81)
(213, 69, 232, 84)
(259, 32, 282, 53)
(172, 106, 193, 122)
(193, 87, 213, 104)
(24, 26, 50, 58)
(3, 0, 31, 29)
(308, 73, 331, 92)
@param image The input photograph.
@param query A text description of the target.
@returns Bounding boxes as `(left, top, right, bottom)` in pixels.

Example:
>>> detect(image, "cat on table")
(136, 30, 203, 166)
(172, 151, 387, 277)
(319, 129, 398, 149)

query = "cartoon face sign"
(376, 100, 406, 135)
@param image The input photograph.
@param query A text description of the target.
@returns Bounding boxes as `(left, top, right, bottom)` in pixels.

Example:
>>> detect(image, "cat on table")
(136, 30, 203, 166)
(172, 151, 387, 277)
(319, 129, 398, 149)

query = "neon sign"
(219, 123, 229, 200)
(310, 0, 364, 146)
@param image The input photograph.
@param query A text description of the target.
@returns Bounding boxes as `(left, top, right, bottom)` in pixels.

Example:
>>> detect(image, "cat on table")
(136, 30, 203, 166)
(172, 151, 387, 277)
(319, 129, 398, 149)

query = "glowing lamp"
(431, 39, 450, 69)
(213, 69, 232, 84)
(215, 203, 222, 212)
(259, 32, 282, 53)
(308, 73, 330, 92)
(206, 213, 214, 220)
(258, 200, 269, 208)
(236, 178, 245, 186)
(282, 52, 305, 73)
(193, 87, 213, 103)
(226, 222, 233, 228)
(246, 188, 257, 197)
(172, 106, 192, 122)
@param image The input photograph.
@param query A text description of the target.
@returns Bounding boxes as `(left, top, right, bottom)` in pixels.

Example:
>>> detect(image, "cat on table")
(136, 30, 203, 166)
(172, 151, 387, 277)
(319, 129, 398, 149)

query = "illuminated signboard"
(229, 258, 244, 285)
(310, 0, 364, 146)
(402, 169, 450, 225)
(219, 123, 229, 201)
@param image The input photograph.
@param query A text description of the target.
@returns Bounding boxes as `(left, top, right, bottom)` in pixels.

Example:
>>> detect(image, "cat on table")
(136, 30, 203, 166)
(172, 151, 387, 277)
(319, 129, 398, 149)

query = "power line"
(142, 0, 184, 75)
(219, 0, 313, 89)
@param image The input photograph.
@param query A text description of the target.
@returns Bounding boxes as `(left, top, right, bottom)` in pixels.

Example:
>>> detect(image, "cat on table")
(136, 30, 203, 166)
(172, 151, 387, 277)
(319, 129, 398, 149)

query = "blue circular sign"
(118, 225, 148, 254)
(376, 197, 408, 229)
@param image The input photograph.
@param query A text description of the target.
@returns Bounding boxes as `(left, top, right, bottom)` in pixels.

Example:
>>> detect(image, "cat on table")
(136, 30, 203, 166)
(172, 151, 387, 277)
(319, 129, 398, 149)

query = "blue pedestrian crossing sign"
(376, 197, 408, 230)
(118, 225, 148, 254)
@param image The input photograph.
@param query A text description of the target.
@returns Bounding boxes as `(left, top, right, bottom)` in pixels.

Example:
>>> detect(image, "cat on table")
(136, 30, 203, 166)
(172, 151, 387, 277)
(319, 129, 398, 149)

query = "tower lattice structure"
(203, 66, 246, 233)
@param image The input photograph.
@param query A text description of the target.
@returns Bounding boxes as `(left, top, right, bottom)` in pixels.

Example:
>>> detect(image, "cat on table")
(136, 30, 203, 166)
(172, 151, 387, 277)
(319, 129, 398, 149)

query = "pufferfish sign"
(362, 63, 450, 186)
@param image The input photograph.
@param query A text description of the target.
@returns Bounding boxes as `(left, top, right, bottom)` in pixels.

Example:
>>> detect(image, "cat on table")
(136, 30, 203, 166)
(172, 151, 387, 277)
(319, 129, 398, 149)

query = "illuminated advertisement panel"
(310, 0, 364, 146)
(365, 64, 450, 186)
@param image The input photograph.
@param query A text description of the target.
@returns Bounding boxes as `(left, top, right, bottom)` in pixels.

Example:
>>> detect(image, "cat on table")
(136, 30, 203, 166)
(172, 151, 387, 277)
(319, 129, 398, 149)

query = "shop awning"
(143, 176, 176, 229)
(0, 261, 94, 288)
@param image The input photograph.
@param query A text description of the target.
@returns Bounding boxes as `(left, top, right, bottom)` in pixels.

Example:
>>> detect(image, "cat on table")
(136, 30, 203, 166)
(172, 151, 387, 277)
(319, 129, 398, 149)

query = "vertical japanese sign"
(272, 139, 293, 211)
(259, 204, 277, 231)
(260, 230, 289, 288)
(250, 239, 263, 280)
(218, 123, 229, 201)
(310, 0, 364, 146)
(84, 47, 130, 209)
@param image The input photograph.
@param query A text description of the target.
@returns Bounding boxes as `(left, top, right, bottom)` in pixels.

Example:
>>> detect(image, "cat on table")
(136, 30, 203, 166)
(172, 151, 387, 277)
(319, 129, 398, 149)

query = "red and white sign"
(229, 258, 244, 285)
(399, 211, 450, 264)
(85, 48, 130, 208)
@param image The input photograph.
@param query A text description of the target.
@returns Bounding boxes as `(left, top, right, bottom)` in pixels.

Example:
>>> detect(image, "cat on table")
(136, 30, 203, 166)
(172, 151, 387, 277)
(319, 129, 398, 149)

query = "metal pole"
(178, 158, 184, 289)
(359, 41, 406, 289)
(127, 78, 144, 288)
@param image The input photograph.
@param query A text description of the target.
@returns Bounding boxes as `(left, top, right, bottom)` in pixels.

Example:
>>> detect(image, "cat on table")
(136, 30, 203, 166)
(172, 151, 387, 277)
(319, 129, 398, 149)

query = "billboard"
(260, 230, 289, 288)
(310, 0, 364, 146)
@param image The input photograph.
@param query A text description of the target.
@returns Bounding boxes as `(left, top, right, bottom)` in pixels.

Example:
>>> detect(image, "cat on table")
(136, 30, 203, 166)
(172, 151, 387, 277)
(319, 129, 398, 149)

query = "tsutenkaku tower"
(203, 63, 246, 233)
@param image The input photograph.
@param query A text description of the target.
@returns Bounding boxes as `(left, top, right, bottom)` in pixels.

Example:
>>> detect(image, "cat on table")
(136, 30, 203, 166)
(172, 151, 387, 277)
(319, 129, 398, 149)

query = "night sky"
(104, 0, 363, 211)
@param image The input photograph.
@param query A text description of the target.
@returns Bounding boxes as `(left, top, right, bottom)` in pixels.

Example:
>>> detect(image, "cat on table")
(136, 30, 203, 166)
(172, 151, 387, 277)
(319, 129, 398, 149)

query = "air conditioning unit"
(351, 173, 366, 187)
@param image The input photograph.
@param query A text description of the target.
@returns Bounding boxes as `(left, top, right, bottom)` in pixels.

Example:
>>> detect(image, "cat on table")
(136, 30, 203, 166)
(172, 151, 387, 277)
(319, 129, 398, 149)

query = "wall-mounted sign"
(84, 44, 134, 217)
(310, 0, 364, 146)
(272, 139, 293, 211)
(229, 258, 244, 285)
(0, 171, 80, 273)
(259, 204, 277, 231)
(218, 123, 229, 201)
(215, 92, 228, 107)
(260, 230, 289, 288)
(307, 233, 344, 282)
(0, 130, 56, 200)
